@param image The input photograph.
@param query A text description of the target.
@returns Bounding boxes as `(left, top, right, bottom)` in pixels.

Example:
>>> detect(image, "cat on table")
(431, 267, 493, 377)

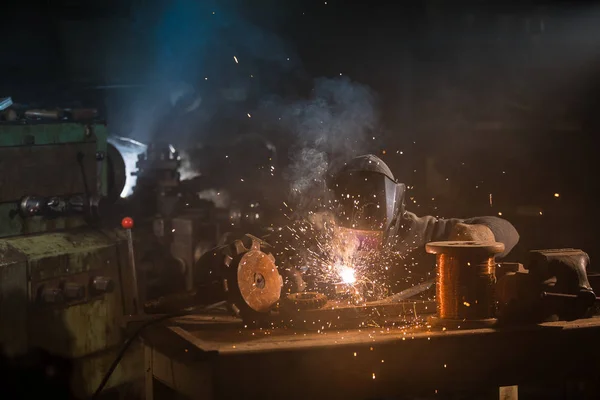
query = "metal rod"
(541, 291, 600, 301)
(126, 228, 140, 314)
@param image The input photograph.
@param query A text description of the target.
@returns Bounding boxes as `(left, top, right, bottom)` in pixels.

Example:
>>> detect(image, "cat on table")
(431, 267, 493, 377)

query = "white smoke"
(178, 149, 201, 181)
(288, 148, 329, 194)
(198, 189, 230, 209)
(263, 76, 379, 201)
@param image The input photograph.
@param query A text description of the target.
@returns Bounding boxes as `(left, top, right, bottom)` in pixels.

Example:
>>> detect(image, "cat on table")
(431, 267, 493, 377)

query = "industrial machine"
(0, 118, 143, 397)
(118, 142, 235, 303)
(0, 114, 272, 396)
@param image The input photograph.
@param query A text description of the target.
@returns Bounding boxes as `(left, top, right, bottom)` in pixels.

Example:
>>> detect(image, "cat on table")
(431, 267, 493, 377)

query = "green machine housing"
(0, 122, 140, 397)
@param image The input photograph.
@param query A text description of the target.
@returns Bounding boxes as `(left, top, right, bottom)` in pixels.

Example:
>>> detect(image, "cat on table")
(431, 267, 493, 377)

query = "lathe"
(0, 120, 141, 397)
(0, 115, 273, 398)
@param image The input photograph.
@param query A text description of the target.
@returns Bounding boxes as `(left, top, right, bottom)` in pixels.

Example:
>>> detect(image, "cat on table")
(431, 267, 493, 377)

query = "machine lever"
(122, 217, 140, 315)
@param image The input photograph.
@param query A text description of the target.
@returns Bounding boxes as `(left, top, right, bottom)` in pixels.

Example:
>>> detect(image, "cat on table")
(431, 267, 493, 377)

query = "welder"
(323, 153, 519, 292)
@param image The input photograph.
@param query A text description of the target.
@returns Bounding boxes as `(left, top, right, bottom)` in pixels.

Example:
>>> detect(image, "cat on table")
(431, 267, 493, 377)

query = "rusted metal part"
(221, 235, 282, 320)
(143, 315, 600, 399)
(426, 241, 504, 321)
(281, 292, 328, 310)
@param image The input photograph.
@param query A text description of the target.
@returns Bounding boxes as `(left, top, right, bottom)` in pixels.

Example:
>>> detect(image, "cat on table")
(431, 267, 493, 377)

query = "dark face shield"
(332, 171, 405, 232)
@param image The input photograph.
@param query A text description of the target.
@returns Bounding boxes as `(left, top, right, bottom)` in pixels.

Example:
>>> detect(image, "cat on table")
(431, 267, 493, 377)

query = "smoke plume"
(261, 76, 379, 204)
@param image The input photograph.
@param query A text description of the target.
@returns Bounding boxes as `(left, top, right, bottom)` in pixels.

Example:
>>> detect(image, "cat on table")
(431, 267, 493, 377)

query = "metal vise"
(497, 248, 597, 323)
(529, 249, 597, 321)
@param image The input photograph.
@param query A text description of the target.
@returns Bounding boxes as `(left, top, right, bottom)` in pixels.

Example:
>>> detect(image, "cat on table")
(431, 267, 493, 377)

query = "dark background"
(1, 0, 598, 264)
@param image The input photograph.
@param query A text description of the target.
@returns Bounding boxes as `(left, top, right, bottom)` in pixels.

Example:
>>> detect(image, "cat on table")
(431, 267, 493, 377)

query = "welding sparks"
(337, 265, 356, 284)
(273, 197, 394, 304)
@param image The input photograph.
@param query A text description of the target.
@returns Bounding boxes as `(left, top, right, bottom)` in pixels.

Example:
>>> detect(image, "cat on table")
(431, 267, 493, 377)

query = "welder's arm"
(401, 212, 519, 258)
(458, 216, 520, 258)
(447, 222, 495, 242)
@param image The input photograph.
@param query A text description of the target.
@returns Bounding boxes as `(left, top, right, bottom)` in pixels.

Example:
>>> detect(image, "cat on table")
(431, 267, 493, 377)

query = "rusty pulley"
(222, 235, 282, 321)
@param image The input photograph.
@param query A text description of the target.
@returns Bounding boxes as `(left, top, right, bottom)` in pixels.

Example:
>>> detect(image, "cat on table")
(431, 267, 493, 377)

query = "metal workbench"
(140, 313, 600, 399)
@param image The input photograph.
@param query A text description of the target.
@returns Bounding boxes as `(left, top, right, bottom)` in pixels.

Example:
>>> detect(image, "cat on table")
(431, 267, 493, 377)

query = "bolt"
(90, 276, 114, 295)
(63, 282, 85, 300)
(40, 287, 64, 304)
(254, 273, 266, 289)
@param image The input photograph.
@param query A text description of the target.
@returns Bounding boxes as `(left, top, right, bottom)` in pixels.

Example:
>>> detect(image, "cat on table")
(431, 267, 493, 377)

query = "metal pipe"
(541, 291, 600, 301)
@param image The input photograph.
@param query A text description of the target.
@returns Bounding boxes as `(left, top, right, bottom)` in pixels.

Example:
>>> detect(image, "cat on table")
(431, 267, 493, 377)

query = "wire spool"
(426, 241, 505, 323)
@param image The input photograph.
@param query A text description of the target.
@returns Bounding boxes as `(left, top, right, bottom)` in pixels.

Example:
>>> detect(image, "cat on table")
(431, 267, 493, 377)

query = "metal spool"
(426, 241, 505, 321)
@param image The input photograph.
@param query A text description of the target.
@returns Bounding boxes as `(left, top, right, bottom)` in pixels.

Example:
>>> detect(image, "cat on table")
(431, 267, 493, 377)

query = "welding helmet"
(329, 154, 406, 235)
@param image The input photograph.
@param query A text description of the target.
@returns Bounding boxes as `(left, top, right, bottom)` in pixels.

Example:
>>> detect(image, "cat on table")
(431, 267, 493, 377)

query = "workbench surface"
(141, 314, 600, 399)
(162, 313, 600, 353)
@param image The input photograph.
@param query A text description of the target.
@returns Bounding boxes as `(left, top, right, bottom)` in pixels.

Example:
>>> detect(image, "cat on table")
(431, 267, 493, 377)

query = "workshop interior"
(1, 0, 600, 399)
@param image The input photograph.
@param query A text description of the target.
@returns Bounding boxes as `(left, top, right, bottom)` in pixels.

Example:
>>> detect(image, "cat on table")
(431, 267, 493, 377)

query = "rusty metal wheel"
(221, 234, 282, 321)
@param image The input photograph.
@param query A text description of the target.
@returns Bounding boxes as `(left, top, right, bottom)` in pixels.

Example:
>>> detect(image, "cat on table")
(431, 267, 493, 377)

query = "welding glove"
(448, 222, 496, 242)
